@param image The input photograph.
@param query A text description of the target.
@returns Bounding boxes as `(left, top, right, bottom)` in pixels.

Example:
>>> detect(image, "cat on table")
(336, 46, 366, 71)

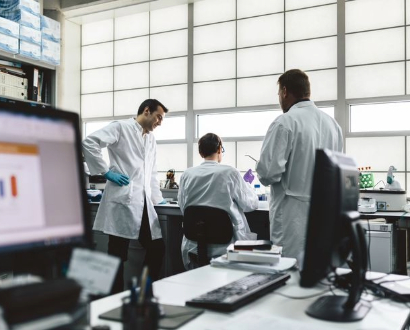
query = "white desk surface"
(90, 266, 409, 330)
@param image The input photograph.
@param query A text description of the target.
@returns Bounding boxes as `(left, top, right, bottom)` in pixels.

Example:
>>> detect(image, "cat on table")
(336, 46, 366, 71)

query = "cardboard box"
(41, 38, 60, 65)
(41, 15, 60, 43)
(19, 24, 40, 45)
(0, 16, 19, 38)
(0, 33, 18, 54)
(19, 39, 41, 60)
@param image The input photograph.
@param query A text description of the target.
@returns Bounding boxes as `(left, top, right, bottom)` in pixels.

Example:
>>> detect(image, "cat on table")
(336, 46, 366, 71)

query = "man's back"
(257, 100, 343, 258)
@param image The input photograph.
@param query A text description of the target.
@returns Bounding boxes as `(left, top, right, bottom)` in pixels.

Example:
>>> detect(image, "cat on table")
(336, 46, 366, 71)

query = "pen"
(138, 266, 149, 305)
(130, 276, 138, 305)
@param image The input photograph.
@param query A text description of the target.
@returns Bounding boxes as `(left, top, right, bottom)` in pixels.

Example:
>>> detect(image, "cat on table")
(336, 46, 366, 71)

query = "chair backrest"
(183, 206, 233, 244)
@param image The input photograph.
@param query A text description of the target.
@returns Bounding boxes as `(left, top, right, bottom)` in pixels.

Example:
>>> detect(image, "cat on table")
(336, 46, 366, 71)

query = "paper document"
(207, 312, 328, 330)
(67, 248, 120, 295)
(211, 255, 297, 273)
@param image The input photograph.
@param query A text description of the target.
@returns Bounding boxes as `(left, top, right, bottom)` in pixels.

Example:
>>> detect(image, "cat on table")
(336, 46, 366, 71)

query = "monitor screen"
(300, 149, 370, 322)
(0, 99, 90, 261)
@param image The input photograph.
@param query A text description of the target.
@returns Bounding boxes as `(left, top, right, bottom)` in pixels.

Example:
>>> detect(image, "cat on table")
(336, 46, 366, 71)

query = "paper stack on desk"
(211, 255, 297, 273)
(226, 243, 282, 264)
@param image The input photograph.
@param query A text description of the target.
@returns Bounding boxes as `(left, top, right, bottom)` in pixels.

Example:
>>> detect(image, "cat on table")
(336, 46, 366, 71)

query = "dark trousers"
(108, 200, 165, 294)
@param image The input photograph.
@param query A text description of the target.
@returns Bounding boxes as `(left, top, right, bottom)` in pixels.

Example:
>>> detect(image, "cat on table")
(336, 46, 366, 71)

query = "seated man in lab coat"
(178, 133, 258, 270)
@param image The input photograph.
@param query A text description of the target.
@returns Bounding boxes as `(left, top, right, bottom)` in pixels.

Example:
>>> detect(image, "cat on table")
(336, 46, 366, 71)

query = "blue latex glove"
(158, 199, 167, 205)
(243, 169, 255, 184)
(104, 170, 129, 186)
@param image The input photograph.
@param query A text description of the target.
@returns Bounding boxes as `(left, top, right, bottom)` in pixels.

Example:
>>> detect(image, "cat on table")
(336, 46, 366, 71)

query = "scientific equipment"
(164, 169, 179, 189)
(359, 190, 407, 211)
(385, 165, 401, 190)
(245, 154, 258, 162)
(358, 166, 374, 189)
(358, 197, 377, 213)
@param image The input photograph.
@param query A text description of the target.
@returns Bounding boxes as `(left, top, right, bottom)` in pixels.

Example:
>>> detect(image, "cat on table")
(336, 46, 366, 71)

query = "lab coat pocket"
(108, 181, 134, 205)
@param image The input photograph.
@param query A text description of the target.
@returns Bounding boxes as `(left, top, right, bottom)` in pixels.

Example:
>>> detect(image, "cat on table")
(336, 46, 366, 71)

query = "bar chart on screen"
(0, 141, 46, 239)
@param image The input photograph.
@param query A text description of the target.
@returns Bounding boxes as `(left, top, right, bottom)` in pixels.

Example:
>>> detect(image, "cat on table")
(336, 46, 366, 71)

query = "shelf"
(0, 49, 56, 70)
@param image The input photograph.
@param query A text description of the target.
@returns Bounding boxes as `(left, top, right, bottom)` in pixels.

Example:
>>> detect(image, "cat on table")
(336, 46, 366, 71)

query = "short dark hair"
(198, 133, 222, 158)
(278, 69, 310, 99)
(137, 99, 169, 115)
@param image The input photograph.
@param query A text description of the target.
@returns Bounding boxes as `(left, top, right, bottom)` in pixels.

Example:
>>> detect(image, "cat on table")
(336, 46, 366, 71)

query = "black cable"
(273, 288, 331, 300)
(366, 219, 372, 271)
(372, 180, 386, 189)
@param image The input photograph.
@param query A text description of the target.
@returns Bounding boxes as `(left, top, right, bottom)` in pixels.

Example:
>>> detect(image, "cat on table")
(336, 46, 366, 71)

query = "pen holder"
(122, 297, 160, 330)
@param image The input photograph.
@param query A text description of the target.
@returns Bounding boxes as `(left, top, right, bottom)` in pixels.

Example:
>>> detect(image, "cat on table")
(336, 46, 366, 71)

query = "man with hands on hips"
(82, 99, 168, 293)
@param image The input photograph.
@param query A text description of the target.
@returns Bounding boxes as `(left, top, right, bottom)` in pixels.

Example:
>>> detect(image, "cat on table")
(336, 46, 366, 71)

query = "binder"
(0, 83, 28, 100)
(0, 71, 28, 89)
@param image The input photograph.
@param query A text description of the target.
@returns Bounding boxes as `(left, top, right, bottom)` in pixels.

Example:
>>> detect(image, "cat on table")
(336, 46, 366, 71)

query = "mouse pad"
(99, 304, 204, 329)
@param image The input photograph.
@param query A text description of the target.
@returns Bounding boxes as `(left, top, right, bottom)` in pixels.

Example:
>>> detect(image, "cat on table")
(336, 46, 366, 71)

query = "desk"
(91, 266, 410, 330)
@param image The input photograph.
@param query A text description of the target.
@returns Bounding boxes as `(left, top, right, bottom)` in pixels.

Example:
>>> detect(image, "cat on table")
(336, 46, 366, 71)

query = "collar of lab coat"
(201, 160, 218, 165)
(289, 100, 315, 111)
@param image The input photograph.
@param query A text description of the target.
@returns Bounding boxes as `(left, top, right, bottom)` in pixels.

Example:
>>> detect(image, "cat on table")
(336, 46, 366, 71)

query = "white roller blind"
(194, 0, 236, 26)
(81, 93, 113, 118)
(307, 69, 337, 102)
(237, 14, 284, 48)
(237, 44, 284, 77)
(114, 89, 149, 116)
(237, 0, 283, 19)
(114, 37, 149, 65)
(194, 51, 236, 82)
(150, 4, 188, 34)
(82, 43, 113, 70)
(286, 5, 336, 41)
(194, 21, 236, 54)
(156, 144, 187, 171)
(150, 30, 188, 60)
(346, 63, 405, 99)
(194, 80, 235, 110)
(346, 28, 404, 66)
(346, 137, 405, 171)
(346, 0, 403, 33)
(114, 63, 149, 90)
(81, 68, 113, 94)
(150, 85, 188, 112)
(286, 37, 337, 71)
(82, 19, 113, 45)
(115, 12, 149, 39)
(150, 57, 188, 86)
(286, 0, 336, 10)
(237, 75, 278, 107)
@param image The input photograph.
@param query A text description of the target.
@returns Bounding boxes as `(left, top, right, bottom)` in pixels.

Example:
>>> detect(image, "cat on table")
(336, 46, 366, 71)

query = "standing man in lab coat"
(256, 69, 343, 259)
(83, 99, 168, 293)
(178, 133, 258, 269)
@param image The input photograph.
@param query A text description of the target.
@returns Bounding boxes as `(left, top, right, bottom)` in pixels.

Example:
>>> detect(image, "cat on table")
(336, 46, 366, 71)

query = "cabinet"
(0, 49, 56, 105)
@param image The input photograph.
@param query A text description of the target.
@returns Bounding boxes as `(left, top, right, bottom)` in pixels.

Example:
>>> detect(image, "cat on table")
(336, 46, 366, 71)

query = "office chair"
(183, 206, 234, 267)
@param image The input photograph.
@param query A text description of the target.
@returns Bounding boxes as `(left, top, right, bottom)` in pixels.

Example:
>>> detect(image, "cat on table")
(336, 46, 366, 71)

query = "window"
(197, 110, 280, 138)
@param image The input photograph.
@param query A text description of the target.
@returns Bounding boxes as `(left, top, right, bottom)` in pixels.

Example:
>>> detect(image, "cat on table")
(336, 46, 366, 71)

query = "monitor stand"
(306, 212, 371, 322)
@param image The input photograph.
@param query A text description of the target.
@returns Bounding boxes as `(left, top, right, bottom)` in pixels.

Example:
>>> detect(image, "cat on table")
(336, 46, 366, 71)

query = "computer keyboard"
(185, 272, 290, 312)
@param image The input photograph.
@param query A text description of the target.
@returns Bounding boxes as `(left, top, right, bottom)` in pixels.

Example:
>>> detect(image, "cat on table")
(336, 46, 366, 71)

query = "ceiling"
(45, 0, 201, 24)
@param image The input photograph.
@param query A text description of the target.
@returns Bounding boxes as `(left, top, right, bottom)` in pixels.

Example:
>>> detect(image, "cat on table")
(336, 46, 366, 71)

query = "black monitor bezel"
(0, 98, 92, 258)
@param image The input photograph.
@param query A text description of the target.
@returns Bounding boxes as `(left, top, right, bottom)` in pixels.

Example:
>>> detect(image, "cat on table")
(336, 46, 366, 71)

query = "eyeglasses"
(221, 145, 225, 153)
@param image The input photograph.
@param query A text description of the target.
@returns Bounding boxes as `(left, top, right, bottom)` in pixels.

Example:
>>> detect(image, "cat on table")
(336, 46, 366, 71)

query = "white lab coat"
(256, 101, 343, 258)
(82, 118, 163, 240)
(178, 161, 258, 269)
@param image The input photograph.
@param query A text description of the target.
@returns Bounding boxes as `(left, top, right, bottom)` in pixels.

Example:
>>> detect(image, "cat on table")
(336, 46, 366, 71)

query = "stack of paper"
(210, 255, 297, 273)
(227, 244, 281, 264)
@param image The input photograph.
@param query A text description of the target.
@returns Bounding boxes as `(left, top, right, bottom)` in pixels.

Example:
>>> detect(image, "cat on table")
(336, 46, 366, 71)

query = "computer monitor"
(300, 149, 371, 322)
(0, 98, 90, 277)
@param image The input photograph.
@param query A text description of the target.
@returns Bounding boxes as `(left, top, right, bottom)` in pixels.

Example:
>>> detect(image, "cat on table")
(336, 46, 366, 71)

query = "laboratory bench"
(88, 202, 410, 280)
(88, 202, 270, 279)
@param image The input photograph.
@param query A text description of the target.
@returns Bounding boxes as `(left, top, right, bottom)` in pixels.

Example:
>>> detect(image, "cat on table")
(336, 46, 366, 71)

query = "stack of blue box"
(0, 0, 59, 66)
(40, 15, 60, 65)
(0, 0, 41, 60)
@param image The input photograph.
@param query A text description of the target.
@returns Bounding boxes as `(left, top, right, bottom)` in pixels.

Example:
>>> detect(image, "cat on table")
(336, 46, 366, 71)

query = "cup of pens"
(122, 267, 160, 330)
